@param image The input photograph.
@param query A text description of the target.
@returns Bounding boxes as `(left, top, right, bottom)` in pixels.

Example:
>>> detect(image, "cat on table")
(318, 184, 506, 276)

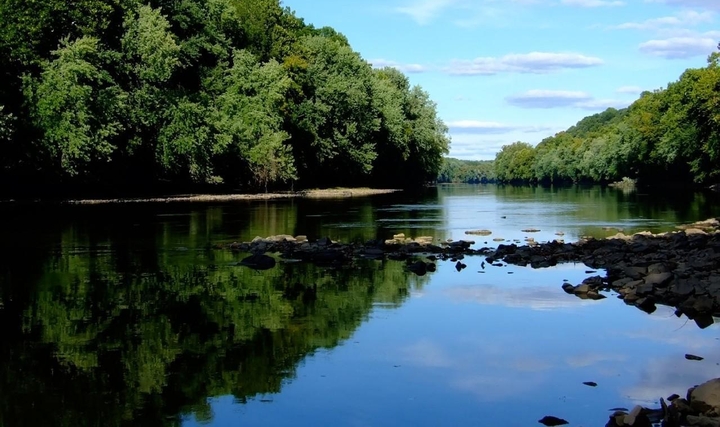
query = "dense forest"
(0, 0, 450, 197)
(493, 48, 720, 186)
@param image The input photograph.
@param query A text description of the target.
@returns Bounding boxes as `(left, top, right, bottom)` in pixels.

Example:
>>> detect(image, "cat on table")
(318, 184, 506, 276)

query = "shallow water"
(1, 184, 720, 426)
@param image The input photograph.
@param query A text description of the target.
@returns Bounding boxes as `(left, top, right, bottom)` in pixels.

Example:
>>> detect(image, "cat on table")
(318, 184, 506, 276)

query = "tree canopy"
(0, 0, 450, 197)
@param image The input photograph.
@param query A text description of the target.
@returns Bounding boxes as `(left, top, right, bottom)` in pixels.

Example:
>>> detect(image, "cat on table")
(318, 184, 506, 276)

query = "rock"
(393, 233, 406, 240)
(406, 261, 428, 276)
(623, 405, 652, 426)
(635, 282, 655, 296)
(523, 228, 541, 233)
(687, 415, 720, 426)
(583, 381, 598, 387)
(635, 297, 657, 314)
(538, 415, 569, 426)
(574, 284, 591, 295)
(562, 283, 575, 294)
(606, 410, 628, 427)
(668, 394, 680, 401)
(455, 261, 467, 271)
(644, 272, 673, 287)
(239, 254, 276, 270)
(624, 266, 648, 280)
(317, 237, 332, 246)
(466, 230, 492, 236)
(695, 314, 715, 329)
(587, 291, 607, 300)
(690, 378, 720, 414)
(673, 398, 694, 414)
(686, 354, 705, 361)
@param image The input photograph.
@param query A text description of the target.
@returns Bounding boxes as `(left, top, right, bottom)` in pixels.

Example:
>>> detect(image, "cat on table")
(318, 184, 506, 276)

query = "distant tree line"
(0, 0, 450, 197)
(437, 158, 495, 183)
(491, 48, 720, 186)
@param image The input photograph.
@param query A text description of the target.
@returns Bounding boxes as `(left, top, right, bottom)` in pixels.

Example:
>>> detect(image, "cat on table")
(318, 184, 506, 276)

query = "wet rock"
(686, 354, 705, 361)
(583, 381, 598, 387)
(562, 283, 575, 294)
(668, 394, 680, 401)
(538, 415, 569, 426)
(523, 228, 541, 233)
(239, 254, 276, 270)
(455, 261, 466, 271)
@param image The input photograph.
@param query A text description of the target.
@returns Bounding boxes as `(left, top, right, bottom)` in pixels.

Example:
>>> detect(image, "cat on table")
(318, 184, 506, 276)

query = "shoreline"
(1, 188, 401, 206)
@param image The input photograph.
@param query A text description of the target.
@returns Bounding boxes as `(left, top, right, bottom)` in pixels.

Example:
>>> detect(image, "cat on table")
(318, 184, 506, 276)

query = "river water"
(2, 184, 720, 426)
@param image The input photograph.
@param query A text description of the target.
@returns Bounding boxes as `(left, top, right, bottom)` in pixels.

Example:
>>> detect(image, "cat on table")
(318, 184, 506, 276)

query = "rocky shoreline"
(223, 219, 720, 329)
(220, 218, 720, 427)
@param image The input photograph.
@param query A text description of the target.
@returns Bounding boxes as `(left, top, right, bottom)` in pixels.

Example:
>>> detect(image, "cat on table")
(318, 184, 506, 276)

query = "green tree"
(26, 36, 125, 177)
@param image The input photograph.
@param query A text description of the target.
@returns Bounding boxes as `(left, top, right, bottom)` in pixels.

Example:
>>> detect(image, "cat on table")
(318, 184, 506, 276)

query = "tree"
(213, 50, 295, 189)
(26, 36, 125, 177)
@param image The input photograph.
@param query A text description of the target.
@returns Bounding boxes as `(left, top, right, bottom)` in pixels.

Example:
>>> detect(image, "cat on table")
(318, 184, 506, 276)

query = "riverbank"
(0, 188, 401, 205)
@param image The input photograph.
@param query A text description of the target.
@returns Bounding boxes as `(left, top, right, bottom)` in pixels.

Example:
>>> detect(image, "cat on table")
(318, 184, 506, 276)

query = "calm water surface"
(2, 184, 720, 427)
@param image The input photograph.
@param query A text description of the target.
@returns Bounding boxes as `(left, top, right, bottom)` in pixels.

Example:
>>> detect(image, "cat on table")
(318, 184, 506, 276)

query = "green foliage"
(122, 5, 180, 84)
(493, 48, 720, 186)
(27, 37, 125, 176)
(437, 158, 495, 183)
(494, 142, 536, 182)
(0, 0, 450, 196)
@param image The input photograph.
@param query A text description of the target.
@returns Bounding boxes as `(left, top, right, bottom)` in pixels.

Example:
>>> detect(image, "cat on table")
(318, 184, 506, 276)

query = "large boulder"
(690, 379, 720, 415)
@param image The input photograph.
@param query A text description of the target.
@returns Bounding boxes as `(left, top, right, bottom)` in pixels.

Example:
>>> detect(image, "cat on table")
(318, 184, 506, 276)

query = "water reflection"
(1, 184, 720, 426)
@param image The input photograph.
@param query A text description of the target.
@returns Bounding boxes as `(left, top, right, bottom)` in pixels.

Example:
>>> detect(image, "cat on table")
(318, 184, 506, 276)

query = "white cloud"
(616, 85, 644, 94)
(369, 58, 428, 73)
(613, 10, 714, 30)
(446, 52, 603, 75)
(506, 90, 592, 108)
(442, 285, 597, 310)
(562, 0, 624, 7)
(648, 0, 720, 11)
(447, 120, 553, 135)
(506, 90, 630, 110)
(639, 36, 717, 58)
(447, 135, 508, 160)
(395, 0, 457, 24)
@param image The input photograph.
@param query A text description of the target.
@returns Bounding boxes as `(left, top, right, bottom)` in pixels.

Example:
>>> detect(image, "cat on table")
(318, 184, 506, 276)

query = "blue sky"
(282, 0, 719, 160)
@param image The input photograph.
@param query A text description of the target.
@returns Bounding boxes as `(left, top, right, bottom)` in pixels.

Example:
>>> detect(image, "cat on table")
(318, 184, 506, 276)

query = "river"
(1, 184, 720, 426)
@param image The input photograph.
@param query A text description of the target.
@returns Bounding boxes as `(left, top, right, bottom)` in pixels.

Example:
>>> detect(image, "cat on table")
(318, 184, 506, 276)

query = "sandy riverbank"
(61, 188, 401, 205)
